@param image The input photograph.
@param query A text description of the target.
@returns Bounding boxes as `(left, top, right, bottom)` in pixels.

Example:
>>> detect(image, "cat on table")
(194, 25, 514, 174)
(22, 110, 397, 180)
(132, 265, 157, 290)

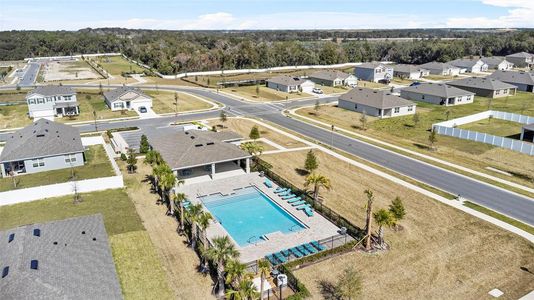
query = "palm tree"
(225, 260, 250, 288)
(197, 211, 213, 270)
(158, 167, 177, 214)
(364, 189, 374, 251)
(304, 173, 332, 203)
(173, 192, 187, 233)
(373, 208, 395, 248)
(205, 236, 240, 298)
(226, 279, 259, 300)
(257, 259, 271, 299)
(186, 203, 204, 249)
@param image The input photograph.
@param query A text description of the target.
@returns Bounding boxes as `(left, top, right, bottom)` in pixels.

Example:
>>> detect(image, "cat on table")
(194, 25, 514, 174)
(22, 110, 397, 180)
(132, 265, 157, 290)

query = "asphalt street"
(1, 83, 533, 226)
(18, 62, 40, 86)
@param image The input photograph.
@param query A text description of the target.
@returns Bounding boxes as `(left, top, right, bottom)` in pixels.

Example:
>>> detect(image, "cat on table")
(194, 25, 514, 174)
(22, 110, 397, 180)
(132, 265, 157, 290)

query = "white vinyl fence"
(432, 110, 534, 155)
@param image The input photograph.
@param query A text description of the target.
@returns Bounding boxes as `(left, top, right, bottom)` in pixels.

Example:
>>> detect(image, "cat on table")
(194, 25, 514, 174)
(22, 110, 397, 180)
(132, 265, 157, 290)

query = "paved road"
(18, 62, 40, 86)
(2, 84, 533, 226)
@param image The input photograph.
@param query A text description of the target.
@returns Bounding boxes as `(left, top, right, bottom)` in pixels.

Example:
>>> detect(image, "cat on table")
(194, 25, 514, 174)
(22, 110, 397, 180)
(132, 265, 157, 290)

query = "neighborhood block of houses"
(400, 83, 475, 106)
(338, 87, 416, 118)
(266, 75, 315, 93)
(0, 119, 84, 177)
(103, 86, 153, 111)
(26, 86, 79, 119)
(308, 70, 357, 87)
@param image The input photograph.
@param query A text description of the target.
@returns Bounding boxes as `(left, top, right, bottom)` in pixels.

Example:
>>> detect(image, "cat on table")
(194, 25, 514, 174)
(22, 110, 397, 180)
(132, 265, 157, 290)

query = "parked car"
(410, 81, 422, 87)
(348, 83, 357, 88)
(138, 106, 147, 113)
(312, 88, 323, 94)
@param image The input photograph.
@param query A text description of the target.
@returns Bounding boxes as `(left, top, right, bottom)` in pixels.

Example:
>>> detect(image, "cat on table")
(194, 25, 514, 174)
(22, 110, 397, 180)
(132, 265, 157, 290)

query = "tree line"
(1, 28, 534, 74)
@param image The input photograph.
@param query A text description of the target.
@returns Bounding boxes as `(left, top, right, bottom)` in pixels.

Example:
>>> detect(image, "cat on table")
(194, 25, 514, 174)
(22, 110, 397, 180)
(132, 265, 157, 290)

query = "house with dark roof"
(481, 57, 514, 70)
(0, 214, 123, 299)
(308, 70, 357, 87)
(26, 85, 79, 119)
(448, 59, 488, 73)
(447, 77, 517, 98)
(488, 70, 534, 92)
(338, 88, 416, 118)
(505, 52, 534, 68)
(354, 63, 393, 83)
(400, 83, 474, 106)
(392, 64, 430, 80)
(418, 62, 461, 76)
(104, 86, 153, 111)
(148, 130, 251, 182)
(0, 119, 84, 177)
(266, 75, 315, 93)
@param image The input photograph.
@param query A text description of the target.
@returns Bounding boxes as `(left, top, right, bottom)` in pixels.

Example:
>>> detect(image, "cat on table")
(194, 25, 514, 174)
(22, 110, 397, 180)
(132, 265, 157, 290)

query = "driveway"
(136, 106, 159, 119)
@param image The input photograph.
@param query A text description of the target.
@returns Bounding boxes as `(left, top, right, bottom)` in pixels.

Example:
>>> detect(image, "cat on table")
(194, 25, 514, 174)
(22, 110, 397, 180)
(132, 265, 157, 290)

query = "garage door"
(32, 109, 55, 120)
(300, 81, 315, 93)
(131, 99, 153, 110)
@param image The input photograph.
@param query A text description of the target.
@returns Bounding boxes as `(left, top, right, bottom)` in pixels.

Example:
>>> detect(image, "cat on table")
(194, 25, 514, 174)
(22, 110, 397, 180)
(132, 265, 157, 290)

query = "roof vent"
(30, 260, 38, 270)
(8, 233, 14, 243)
(53, 241, 58, 245)
(2, 267, 8, 278)
(36, 134, 45, 138)
(190, 136, 195, 139)
(195, 144, 203, 147)
(93, 238, 97, 241)
(206, 142, 215, 145)
(82, 231, 86, 235)
(33, 228, 40, 237)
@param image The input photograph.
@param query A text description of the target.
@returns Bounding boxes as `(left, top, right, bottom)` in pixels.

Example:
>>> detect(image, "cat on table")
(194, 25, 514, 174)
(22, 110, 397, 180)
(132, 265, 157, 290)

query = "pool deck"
(178, 172, 341, 263)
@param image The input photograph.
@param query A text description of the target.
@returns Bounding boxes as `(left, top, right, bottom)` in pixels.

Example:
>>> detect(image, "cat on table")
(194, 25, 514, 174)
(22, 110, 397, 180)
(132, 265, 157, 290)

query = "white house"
(308, 70, 357, 87)
(26, 86, 79, 119)
(392, 64, 430, 80)
(400, 83, 475, 106)
(448, 59, 488, 73)
(338, 87, 416, 118)
(418, 62, 461, 76)
(266, 75, 315, 93)
(481, 57, 514, 70)
(103, 86, 153, 111)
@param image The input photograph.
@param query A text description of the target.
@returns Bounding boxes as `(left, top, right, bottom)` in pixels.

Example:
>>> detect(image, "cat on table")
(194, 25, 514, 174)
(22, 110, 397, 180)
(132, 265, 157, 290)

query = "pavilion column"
(211, 163, 216, 179)
(245, 158, 250, 173)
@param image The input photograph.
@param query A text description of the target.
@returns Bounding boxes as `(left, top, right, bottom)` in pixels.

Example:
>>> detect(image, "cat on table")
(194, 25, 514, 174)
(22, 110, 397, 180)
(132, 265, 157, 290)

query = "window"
(56, 96, 62, 101)
(394, 107, 400, 113)
(466, 96, 471, 101)
(32, 159, 45, 168)
(64, 154, 77, 164)
(28, 99, 35, 105)
(408, 106, 414, 112)
(33, 229, 40, 237)
(64, 95, 72, 101)
(503, 89, 508, 94)
(37, 98, 44, 104)
(113, 102, 124, 109)
(46, 97, 52, 102)
(495, 90, 500, 95)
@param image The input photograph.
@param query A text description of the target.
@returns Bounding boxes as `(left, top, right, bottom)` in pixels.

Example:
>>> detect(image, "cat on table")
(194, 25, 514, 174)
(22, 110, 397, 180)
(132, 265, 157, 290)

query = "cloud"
(447, 0, 534, 27)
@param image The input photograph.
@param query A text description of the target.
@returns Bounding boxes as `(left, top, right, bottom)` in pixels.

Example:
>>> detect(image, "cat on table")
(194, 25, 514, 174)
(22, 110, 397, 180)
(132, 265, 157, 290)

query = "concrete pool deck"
(178, 172, 341, 263)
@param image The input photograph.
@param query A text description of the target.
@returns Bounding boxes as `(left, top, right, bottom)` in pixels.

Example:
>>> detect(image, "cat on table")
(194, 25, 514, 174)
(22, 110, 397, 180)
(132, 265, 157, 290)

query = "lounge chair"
(296, 204, 311, 210)
(265, 254, 278, 265)
(303, 207, 314, 217)
(281, 194, 297, 200)
(311, 241, 327, 251)
(281, 249, 291, 257)
(274, 252, 287, 263)
(291, 201, 307, 207)
(278, 190, 292, 196)
(264, 179, 273, 188)
(274, 188, 289, 194)
(303, 243, 318, 254)
(297, 245, 311, 255)
(287, 197, 302, 204)
(290, 247, 304, 258)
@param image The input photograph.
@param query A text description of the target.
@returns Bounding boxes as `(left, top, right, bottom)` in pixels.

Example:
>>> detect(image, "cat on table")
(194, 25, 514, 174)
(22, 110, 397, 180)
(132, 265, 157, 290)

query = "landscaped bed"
(261, 149, 534, 299)
(0, 145, 115, 192)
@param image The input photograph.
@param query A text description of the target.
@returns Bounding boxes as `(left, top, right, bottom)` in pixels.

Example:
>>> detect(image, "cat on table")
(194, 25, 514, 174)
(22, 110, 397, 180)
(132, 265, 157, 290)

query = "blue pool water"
(200, 187, 305, 246)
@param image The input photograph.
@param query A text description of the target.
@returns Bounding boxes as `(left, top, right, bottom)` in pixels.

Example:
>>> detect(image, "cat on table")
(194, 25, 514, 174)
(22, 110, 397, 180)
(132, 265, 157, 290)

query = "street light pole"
(93, 110, 98, 132)
(331, 124, 335, 148)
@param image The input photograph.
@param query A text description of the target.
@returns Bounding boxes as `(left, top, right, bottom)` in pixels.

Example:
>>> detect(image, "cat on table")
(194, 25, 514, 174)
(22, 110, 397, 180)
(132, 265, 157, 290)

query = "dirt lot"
(207, 117, 307, 149)
(43, 59, 102, 82)
(261, 150, 534, 300)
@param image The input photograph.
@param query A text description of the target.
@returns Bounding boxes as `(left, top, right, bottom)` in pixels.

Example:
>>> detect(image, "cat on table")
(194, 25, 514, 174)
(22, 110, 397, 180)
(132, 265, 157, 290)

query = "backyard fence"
(432, 110, 534, 156)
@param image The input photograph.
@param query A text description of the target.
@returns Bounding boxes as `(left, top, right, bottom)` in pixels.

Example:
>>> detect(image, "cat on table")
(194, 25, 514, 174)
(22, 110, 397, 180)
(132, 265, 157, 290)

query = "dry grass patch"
(262, 150, 534, 299)
(207, 118, 307, 149)
(144, 90, 213, 114)
(224, 85, 306, 102)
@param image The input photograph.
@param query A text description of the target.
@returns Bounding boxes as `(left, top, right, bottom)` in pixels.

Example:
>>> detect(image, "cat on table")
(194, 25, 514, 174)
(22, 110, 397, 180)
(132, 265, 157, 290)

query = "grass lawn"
(357, 80, 388, 89)
(207, 118, 307, 149)
(0, 90, 32, 128)
(459, 118, 523, 138)
(0, 145, 115, 192)
(296, 92, 534, 187)
(261, 150, 534, 299)
(390, 77, 415, 85)
(314, 85, 349, 94)
(94, 56, 145, 75)
(224, 85, 306, 102)
(144, 90, 214, 114)
(0, 188, 174, 299)
(425, 74, 459, 81)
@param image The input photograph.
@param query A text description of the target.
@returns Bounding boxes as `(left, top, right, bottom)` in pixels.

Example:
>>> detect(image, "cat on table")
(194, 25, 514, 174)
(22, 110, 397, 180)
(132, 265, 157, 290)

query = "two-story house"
(505, 52, 534, 68)
(354, 63, 393, 83)
(26, 86, 79, 119)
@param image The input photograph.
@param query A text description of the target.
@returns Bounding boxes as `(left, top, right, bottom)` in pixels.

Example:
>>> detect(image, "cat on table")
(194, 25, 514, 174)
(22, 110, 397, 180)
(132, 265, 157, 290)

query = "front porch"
(55, 103, 80, 117)
(175, 158, 251, 185)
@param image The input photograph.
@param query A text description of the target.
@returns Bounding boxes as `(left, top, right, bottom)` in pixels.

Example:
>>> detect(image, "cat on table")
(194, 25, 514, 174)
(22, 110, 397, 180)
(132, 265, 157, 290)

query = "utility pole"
(174, 92, 179, 118)
(93, 110, 98, 132)
(331, 124, 335, 148)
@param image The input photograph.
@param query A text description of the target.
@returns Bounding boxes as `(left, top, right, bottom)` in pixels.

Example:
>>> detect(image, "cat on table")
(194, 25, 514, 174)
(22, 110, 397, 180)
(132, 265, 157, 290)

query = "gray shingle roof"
(480, 56, 510, 67)
(488, 70, 534, 86)
(0, 119, 84, 163)
(266, 75, 307, 86)
(27, 86, 75, 97)
(506, 52, 533, 59)
(448, 59, 483, 69)
(447, 77, 517, 91)
(309, 70, 351, 81)
(149, 130, 251, 170)
(0, 214, 123, 300)
(393, 64, 427, 74)
(418, 61, 458, 71)
(103, 86, 150, 103)
(401, 83, 474, 98)
(356, 62, 389, 70)
(339, 88, 415, 109)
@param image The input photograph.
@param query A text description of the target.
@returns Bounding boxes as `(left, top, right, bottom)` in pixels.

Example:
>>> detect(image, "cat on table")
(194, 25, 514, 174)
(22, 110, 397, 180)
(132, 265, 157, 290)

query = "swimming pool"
(200, 187, 305, 246)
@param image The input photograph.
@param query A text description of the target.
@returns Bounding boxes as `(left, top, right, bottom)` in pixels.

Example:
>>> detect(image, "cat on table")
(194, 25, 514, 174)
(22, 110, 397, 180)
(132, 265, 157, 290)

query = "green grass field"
(0, 188, 174, 299)
(459, 118, 523, 138)
(96, 56, 145, 75)
(0, 145, 115, 191)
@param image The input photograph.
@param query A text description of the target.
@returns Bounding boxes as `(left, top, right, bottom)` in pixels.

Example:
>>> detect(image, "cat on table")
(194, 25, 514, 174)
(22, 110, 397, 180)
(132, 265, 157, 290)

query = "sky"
(0, 0, 533, 31)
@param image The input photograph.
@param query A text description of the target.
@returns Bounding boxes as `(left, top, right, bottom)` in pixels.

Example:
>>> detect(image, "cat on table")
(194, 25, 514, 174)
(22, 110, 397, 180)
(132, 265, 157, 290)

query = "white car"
(312, 88, 323, 94)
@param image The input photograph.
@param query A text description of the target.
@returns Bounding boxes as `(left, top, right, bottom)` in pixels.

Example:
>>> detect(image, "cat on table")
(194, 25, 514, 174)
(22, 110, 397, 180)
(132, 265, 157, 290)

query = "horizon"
(1, 0, 534, 31)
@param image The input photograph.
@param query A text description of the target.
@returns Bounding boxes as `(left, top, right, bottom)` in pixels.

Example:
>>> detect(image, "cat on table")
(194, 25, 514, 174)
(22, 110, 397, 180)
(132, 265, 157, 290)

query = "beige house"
(104, 86, 153, 111)
(338, 88, 416, 118)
